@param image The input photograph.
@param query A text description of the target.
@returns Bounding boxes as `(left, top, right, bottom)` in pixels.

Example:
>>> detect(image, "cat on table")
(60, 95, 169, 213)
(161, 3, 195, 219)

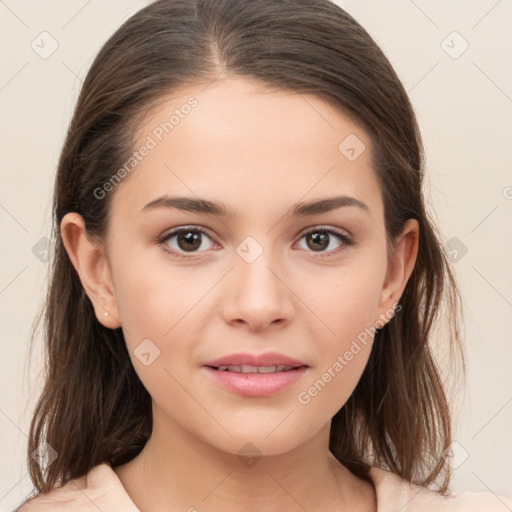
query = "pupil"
(178, 232, 201, 251)
(308, 232, 328, 251)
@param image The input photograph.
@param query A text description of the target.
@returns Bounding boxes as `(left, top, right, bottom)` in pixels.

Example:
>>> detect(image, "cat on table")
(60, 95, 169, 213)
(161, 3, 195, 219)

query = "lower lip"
(203, 366, 308, 397)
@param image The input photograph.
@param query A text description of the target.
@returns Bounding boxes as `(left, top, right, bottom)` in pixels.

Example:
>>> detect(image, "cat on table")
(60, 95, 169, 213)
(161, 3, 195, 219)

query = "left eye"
(296, 228, 352, 255)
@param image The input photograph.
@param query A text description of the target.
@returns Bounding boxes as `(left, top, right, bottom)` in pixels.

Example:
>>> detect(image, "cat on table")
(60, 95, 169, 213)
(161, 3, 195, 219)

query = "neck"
(113, 413, 375, 512)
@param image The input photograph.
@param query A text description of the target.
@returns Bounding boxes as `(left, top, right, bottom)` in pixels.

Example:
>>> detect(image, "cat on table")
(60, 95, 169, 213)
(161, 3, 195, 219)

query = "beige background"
(1, 0, 511, 508)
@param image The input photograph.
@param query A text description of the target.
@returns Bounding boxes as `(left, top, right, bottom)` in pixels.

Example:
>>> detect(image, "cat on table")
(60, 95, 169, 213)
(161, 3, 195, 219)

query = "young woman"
(17, 0, 512, 510)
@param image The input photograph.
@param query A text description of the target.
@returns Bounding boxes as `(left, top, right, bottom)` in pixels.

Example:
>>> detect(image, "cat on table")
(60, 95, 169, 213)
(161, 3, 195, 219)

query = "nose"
(221, 249, 295, 333)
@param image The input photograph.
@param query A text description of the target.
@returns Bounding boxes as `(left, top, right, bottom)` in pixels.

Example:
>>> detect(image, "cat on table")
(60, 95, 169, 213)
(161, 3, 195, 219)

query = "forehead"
(109, 76, 382, 222)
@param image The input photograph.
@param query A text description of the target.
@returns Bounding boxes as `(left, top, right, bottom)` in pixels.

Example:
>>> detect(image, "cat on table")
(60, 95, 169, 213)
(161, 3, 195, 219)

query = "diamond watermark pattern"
(236, 236, 263, 264)
(30, 31, 59, 59)
(237, 442, 262, 468)
(134, 338, 161, 366)
(31, 236, 55, 262)
(441, 31, 469, 59)
(31, 442, 58, 469)
(444, 236, 468, 263)
(338, 134, 366, 162)
(440, 441, 470, 469)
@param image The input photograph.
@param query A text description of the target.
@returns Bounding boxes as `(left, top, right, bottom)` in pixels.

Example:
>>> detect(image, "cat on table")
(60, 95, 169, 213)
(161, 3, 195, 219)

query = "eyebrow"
(141, 194, 369, 218)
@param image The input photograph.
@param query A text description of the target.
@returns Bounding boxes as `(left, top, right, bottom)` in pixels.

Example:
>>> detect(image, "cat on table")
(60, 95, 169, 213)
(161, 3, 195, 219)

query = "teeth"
(216, 364, 297, 373)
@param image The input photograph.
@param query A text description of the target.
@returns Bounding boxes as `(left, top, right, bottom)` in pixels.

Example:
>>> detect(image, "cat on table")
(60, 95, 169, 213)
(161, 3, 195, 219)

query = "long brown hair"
(24, 0, 465, 499)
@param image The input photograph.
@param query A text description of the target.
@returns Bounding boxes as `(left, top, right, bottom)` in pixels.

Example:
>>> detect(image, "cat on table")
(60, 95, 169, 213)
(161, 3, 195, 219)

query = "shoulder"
(368, 466, 512, 511)
(15, 463, 140, 512)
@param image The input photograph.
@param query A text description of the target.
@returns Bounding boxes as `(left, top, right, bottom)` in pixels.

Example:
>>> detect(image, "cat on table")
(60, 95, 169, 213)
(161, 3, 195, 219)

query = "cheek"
(294, 258, 385, 413)
(110, 252, 214, 390)
(112, 248, 207, 341)
(302, 256, 385, 347)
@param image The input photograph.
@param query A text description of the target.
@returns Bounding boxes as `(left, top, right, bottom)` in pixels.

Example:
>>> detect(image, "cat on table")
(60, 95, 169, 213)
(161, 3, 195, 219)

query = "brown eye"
(175, 231, 202, 252)
(158, 227, 215, 256)
(305, 232, 330, 251)
(297, 227, 353, 256)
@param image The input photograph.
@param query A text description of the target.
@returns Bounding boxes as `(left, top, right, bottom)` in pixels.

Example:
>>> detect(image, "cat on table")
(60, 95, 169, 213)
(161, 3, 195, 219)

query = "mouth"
(202, 351, 308, 369)
(203, 364, 309, 397)
(201, 351, 309, 397)
(208, 364, 307, 373)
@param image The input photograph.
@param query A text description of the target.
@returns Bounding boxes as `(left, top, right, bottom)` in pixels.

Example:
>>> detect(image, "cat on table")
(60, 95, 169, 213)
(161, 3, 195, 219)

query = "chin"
(201, 426, 314, 460)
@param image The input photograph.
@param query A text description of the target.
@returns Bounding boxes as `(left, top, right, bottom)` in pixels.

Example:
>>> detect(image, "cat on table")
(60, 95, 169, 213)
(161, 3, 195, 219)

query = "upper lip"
(203, 351, 308, 368)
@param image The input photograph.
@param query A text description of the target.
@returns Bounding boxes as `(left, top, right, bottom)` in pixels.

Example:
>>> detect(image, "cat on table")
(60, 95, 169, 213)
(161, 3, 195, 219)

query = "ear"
(60, 212, 121, 329)
(377, 218, 419, 322)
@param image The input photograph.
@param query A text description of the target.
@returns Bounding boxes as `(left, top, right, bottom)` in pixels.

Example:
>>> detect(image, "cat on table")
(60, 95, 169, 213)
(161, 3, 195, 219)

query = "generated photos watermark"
(297, 302, 401, 405)
(93, 96, 198, 200)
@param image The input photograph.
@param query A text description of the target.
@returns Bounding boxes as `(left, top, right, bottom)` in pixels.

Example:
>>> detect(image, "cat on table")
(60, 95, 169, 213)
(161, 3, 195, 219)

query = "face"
(65, 76, 417, 458)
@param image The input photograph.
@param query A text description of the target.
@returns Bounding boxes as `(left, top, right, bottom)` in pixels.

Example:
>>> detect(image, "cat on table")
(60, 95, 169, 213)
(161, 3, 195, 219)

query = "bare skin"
(61, 76, 419, 511)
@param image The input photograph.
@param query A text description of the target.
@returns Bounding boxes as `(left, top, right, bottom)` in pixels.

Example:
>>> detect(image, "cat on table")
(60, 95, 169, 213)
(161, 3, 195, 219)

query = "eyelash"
(156, 225, 354, 260)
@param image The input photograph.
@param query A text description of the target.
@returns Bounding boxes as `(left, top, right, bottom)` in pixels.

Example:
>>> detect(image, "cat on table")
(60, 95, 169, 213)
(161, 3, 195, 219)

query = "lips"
(203, 351, 308, 370)
(202, 351, 309, 396)
(216, 364, 299, 373)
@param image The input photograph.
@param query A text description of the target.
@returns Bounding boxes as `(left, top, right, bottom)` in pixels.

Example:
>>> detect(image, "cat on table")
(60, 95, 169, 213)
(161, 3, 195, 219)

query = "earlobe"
(377, 218, 419, 322)
(60, 212, 121, 329)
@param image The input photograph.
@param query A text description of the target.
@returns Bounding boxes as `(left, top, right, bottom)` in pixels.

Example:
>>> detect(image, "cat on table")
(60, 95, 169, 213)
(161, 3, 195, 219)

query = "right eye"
(157, 226, 217, 258)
